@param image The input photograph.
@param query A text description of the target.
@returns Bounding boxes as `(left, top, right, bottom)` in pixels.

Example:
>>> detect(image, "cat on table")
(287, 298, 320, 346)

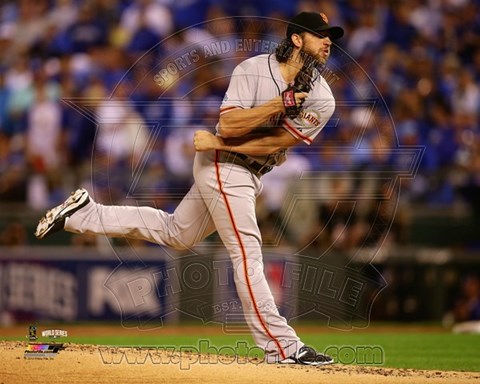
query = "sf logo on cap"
(320, 13, 329, 23)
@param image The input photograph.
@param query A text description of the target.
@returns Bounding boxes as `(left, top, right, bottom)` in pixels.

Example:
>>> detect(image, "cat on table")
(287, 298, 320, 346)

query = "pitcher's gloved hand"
(281, 60, 316, 118)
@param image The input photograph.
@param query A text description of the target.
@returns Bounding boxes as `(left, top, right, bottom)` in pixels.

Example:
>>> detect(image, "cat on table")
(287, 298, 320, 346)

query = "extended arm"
(194, 129, 300, 156)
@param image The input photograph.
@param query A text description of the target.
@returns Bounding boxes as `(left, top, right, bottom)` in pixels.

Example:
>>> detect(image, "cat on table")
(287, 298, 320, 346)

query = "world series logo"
(24, 325, 67, 359)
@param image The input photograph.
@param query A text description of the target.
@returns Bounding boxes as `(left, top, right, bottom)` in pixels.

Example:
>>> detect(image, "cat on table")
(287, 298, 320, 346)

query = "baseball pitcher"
(36, 12, 344, 365)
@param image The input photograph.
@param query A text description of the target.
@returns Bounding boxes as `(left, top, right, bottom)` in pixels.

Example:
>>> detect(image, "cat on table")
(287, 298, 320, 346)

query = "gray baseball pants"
(65, 150, 303, 362)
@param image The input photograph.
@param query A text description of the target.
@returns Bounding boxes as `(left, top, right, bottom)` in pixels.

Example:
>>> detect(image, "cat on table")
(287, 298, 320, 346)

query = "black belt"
(217, 151, 273, 177)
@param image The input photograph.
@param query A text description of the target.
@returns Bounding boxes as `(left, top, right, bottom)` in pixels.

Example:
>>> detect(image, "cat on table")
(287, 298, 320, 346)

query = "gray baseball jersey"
(218, 53, 335, 167)
(63, 52, 336, 363)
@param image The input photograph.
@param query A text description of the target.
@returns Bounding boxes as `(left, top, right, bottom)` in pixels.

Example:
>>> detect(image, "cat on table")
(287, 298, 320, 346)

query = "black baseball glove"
(282, 61, 316, 118)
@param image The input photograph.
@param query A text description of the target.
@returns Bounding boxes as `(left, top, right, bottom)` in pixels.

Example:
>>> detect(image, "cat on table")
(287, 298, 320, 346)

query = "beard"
(299, 47, 325, 68)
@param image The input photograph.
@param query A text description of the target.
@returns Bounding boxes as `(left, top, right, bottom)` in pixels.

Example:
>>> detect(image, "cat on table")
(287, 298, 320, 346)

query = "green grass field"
(6, 329, 478, 372)
(0, 324, 480, 372)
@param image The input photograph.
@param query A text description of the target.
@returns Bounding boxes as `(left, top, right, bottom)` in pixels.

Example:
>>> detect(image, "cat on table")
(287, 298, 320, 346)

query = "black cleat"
(279, 345, 334, 366)
(35, 188, 90, 239)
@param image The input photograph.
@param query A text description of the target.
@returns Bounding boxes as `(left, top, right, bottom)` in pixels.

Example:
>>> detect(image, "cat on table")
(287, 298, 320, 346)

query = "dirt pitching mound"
(1, 341, 479, 384)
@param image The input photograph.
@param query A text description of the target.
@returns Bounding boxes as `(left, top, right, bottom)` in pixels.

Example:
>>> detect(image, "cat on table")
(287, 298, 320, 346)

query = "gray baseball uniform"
(64, 53, 335, 362)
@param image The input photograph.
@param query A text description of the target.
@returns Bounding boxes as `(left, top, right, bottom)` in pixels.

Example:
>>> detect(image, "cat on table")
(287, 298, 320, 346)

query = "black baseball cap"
(287, 12, 344, 40)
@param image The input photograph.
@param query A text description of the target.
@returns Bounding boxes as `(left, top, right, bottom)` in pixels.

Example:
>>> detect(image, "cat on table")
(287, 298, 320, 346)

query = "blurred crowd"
(0, 0, 479, 250)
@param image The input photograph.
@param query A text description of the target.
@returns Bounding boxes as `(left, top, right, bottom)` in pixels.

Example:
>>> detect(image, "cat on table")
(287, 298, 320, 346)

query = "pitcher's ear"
(291, 33, 303, 48)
